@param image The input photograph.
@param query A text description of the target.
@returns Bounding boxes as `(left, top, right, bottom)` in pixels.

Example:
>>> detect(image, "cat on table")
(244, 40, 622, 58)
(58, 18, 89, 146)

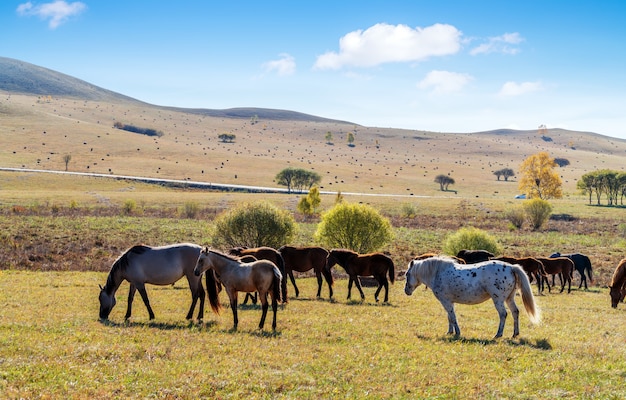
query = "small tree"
(518, 152, 562, 199)
(297, 187, 321, 216)
(211, 202, 296, 249)
(347, 132, 355, 147)
(63, 154, 72, 171)
(314, 202, 393, 253)
(523, 198, 552, 230)
(276, 167, 321, 193)
(325, 131, 333, 145)
(434, 174, 455, 191)
(494, 168, 515, 181)
(218, 133, 236, 143)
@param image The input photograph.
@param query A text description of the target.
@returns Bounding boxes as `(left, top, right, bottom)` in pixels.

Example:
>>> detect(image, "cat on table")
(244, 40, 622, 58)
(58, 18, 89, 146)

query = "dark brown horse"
(492, 256, 548, 294)
(326, 249, 395, 302)
(278, 245, 333, 299)
(229, 247, 288, 303)
(609, 258, 626, 308)
(550, 252, 594, 290)
(536, 257, 574, 293)
(457, 249, 495, 264)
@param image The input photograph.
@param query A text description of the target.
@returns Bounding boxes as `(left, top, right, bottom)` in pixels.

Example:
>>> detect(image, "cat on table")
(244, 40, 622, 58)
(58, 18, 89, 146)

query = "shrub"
(401, 203, 418, 218)
(523, 198, 553, 230)
(314, 202, 393, 253)
(210, 202, 296, 249)
(122, 199, 137, 215)
(443, 227, 501, 256)
(504, 207, 525, 229)
(181, 201, 200, 218)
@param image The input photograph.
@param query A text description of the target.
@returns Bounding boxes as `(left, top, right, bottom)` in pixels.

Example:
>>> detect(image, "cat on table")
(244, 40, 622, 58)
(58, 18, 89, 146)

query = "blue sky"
(2, 1, 626, 138)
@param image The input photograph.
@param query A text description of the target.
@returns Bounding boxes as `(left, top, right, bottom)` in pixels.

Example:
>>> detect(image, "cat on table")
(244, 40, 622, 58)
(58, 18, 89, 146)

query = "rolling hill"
(1, 56, 626, 199)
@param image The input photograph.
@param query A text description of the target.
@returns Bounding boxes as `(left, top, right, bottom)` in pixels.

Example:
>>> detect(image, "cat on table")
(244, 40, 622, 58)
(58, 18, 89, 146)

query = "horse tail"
(513, 266, 541, 324)
(388, 257, 396, 284)
(204, 270, 222, 314)
(272, 265, 283, 304)
(585, 256, 594, 284)
(275, 253, 288, 303)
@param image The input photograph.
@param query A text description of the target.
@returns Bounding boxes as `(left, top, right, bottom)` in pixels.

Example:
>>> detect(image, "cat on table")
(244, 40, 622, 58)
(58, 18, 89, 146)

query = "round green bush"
(442, 226, 501, 256)
(210, 201, 296, 249)
(523, 198, 553, 230)
(314, 202, 393, 253)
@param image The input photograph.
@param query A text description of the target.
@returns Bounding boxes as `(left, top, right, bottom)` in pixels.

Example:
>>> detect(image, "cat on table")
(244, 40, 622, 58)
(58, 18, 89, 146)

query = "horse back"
(280, 246, 328, 271)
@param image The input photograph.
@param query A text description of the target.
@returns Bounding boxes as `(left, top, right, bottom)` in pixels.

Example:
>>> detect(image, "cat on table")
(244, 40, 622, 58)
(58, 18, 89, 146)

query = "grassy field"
(1, 270, 625, 399)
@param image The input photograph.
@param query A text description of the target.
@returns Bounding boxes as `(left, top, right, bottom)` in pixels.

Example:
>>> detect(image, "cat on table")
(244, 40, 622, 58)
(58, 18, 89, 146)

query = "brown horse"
(326, 249, 395, 302)
(492, 256, 548, 294)
(536, 257, 574, 293)
(609, 258, 626, 308)
(195, 248, 282, 331)
(278, 245, 333, 299)
(229, 246, 288, 303)
(457, 249, 495, 264)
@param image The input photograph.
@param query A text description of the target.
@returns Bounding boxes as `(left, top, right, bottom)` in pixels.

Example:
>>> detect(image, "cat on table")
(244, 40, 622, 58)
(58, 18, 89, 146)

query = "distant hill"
(0, 56, 352, 124)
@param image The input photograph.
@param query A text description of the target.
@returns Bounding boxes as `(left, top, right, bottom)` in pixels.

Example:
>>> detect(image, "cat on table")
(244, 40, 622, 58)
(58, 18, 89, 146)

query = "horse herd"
(97, 243, 626, 338)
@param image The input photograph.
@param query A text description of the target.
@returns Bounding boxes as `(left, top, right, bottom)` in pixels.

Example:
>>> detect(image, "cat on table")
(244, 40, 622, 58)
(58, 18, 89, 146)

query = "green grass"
(1, 271, 625, 399)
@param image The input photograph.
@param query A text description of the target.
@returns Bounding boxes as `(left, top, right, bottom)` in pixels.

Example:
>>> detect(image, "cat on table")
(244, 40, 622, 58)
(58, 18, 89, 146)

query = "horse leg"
(559, 273, 565, 293)
(505, 294, 520, 338)
(185, 284, 199, 321)
(322, 267, 334, 299)
(288, 270, 300, 298)
(136, 283, 155, 320)
(125, 284, 136, 320)
(271, 289, 278, 331)
(258, 291, 269, 330)
(347, 277, 354, 300)
(353, 276, 366, 300)
(439, 299, 460, 336)
(195, 280, 206, 321)
(228, 291, 239, 330)
(315, 271, 323, 298)
(493, 300, 508, 338)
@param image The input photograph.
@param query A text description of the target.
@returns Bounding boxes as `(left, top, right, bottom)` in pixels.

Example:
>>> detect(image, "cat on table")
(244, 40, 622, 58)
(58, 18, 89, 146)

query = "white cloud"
(262, 53, 296, 76)
(314, 23, 462, 70)
(16, 1, 86, 29)
(499, 81, 543, 96)
(470, 32, 524, 55)
(418, 70, 473, 94)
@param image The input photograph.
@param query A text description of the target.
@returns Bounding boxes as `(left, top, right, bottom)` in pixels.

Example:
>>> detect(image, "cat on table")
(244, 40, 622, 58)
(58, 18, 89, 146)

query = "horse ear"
(99, 284, 104, 291)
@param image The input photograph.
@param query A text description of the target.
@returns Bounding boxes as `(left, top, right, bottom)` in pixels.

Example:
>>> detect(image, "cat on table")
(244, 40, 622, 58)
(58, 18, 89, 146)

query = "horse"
(326, 249, 395, 302)
(229, 246, 288, 303)
(278, 245, 333, 298)
(210, 254, 259, 305)
(492, 256, 548, 294)
(404, 257, 541, 338)
(195, 248, 282, 330)
(536, 257, 574, 294)
(609, 258, 626, 308)
(98, 243, 210, 322)
(550, 252, 594, 290)
(456, 249, 495, 264)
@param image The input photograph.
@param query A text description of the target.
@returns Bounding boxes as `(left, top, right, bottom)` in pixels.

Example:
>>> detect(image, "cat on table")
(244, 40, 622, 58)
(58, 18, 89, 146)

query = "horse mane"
(610, 259, 626, 287)
(209, 248, 241, 263)
(414, 257, 455, 283)
(103, 245, 150, 293)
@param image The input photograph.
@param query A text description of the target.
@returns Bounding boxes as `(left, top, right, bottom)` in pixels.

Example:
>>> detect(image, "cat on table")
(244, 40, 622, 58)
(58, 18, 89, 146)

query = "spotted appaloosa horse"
(404, 257, 541, 338)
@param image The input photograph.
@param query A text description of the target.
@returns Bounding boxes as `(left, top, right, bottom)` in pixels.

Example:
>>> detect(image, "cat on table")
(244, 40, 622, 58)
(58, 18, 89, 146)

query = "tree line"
(577, 169, 626, 206)
(113, 122, 164, 137)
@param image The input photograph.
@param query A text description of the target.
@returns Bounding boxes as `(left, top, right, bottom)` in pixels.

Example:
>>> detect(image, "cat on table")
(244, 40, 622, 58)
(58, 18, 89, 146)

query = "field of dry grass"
(3, 92, 626, 200)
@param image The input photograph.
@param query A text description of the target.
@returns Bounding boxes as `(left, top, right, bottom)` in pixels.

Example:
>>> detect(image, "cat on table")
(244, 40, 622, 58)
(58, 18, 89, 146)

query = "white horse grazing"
(404, 257, 541, 338)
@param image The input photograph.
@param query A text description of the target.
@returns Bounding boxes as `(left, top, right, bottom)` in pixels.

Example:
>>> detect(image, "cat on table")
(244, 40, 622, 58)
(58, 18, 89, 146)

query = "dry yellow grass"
(2, 92, 626, 201)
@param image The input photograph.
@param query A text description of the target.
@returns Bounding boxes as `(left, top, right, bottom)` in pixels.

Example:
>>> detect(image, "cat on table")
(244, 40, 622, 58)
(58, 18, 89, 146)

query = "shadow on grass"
(416, 334, 553, 350)
(99, 318, 218, 331)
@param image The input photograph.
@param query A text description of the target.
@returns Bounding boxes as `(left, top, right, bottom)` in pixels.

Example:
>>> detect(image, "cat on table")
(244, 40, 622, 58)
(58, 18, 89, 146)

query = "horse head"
(98, 285, 116, 320)
(404, 259, 421, 295)
(609, 284, 623, 308)
(193, 247, 211, 276)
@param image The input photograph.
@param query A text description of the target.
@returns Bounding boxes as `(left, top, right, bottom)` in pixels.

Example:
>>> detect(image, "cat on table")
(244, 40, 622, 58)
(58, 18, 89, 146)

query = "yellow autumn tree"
(518, 152, 563, 199)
